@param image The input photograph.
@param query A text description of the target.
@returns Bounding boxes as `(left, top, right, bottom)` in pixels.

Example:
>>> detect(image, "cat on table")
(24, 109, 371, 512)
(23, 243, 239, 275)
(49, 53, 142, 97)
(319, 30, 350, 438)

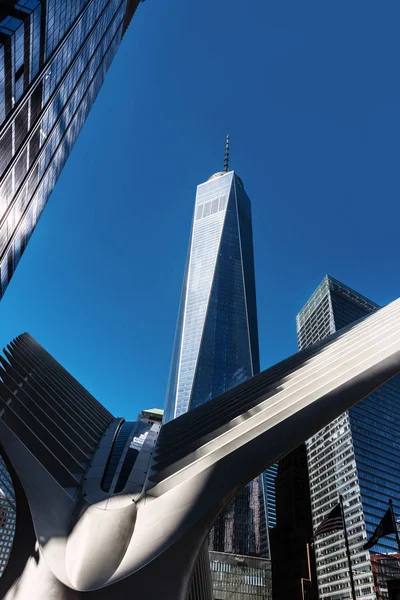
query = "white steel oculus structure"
(0, 298, 400, 599)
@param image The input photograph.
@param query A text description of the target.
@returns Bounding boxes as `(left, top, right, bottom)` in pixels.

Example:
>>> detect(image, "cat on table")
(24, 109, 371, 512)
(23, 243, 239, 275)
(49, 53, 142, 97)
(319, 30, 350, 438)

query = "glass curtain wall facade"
(297, 275, 400, 600)
(0, 0, 140, 298)
(0, 461, 15, 576)
(164, 169, 273, 594)
(0, 0, 140, 574)
(165, 170, 259, 422)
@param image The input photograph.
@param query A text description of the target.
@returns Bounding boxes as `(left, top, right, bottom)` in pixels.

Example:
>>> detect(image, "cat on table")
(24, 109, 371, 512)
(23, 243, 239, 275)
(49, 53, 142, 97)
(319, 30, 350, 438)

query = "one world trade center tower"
(164, 138, 273, 570)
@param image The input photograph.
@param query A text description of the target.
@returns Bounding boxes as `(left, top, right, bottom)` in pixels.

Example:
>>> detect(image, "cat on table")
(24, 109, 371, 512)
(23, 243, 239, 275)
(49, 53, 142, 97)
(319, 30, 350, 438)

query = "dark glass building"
(270, 445, 316, 600)
(164, 167, 260, 423)
(0, 0, 142, 574)
(164, 157, 274, 596)
(0, 0, 141, 298)
(297, 275, 400, 600)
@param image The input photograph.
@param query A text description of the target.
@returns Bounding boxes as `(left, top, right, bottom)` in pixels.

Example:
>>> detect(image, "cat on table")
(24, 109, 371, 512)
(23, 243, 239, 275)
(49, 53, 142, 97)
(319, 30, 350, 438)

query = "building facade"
(0, 462, 15, 577)
(0, 0, 141, 298)
(0, 0, 142, 574)
(164, 167, 260, 423)
(297, 275, 400, 600)
(270, 444, 317, 600)
(164, 157, 273, 595)
(370, 553, 400, 600)
(209, 551, 272, 600)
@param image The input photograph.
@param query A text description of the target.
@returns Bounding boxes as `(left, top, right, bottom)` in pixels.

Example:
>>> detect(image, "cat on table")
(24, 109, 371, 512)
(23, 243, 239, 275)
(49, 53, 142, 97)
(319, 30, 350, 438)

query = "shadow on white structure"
(1, 299, 400, 599)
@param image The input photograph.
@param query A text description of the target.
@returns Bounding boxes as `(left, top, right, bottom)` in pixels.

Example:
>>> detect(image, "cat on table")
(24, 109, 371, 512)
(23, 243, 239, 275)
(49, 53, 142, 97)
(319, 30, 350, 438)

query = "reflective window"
(299, 276, 400, 600)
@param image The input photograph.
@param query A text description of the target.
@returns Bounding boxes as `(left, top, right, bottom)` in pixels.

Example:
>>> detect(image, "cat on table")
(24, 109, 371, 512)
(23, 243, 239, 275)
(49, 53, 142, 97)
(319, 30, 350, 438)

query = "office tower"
(297, 275, 400, 600)
(0, 0, 142, 298)
(164, 139, 273, 597)
(0, 0, 142, 574)
(164, 139, 260, 424)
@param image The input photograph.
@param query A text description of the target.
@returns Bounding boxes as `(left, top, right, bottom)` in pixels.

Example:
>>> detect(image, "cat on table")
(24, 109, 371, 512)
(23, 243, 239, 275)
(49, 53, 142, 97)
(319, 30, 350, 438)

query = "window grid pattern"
(209, 551, 272, 600)
(297, 275, 400, 600)
(0, 457, 15, 576)
(262, 465, 278, 529)
(0, 0, 127, 297)
(44, 0, 92, 60)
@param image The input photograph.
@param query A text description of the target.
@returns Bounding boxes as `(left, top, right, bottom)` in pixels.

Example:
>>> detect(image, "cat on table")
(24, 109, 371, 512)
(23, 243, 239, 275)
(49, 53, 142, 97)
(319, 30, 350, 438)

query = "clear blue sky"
(1, 0, 399, 418)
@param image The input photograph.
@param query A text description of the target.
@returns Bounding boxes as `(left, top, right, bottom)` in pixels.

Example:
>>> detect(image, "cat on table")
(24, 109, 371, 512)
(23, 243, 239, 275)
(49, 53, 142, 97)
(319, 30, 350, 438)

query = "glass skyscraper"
(164, 167, 260, 423)
(0, 0, 141, 298)
(165, 154, 273, 598)
(297, 275, 400, 600)
(0, 0, 142, 574)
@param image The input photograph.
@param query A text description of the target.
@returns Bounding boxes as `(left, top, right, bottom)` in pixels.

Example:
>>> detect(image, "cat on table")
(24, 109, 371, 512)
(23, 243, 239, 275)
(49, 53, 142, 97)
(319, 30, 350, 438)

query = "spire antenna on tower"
(223, 134, 230, 172)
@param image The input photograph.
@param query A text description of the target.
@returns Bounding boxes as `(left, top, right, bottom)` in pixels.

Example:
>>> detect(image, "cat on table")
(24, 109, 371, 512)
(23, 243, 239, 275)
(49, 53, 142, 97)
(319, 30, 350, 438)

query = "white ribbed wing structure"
(2, 299, 400, 599)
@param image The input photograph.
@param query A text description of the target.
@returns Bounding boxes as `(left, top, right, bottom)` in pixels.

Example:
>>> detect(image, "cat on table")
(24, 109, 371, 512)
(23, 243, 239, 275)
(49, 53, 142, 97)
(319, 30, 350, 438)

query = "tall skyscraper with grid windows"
(297, 275, 400, 600)
(0, 0, 142, 298)
(0, 0, 143, 575)
(164, 142, 274, 598)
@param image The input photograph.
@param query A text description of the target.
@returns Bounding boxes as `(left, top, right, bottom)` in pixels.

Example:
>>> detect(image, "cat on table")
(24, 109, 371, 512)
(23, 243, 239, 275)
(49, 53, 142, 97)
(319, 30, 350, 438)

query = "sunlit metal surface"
(0, 299, 399, 598)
